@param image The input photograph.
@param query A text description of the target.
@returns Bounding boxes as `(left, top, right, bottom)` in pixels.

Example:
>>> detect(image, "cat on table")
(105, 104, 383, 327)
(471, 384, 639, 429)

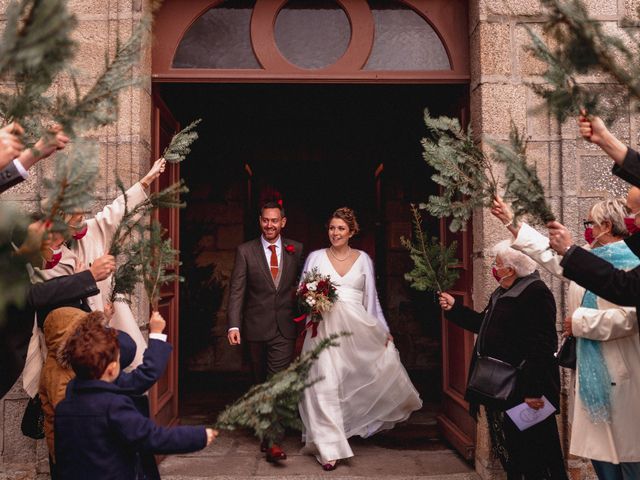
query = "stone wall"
(470, 1, 631, 479)
(0, 1, 152, 478)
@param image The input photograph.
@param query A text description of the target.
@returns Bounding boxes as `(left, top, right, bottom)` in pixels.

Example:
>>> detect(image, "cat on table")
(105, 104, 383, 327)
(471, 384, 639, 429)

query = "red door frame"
(150, 0, 475, 458)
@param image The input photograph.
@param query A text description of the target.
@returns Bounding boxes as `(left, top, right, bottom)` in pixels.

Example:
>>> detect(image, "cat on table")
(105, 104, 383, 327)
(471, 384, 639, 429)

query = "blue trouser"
(592, 460, 640, 480)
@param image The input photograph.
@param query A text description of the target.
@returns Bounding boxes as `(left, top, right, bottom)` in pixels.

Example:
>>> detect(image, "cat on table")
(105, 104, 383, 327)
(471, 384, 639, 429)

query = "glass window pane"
(274, 0, 351, 70)
(365, 1, 450, 71)
(172, 1, 260, 69)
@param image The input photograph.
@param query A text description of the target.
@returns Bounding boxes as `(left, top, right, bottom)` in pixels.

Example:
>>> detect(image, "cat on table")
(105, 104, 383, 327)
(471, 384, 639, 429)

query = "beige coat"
(39, 307, 87, 457)
(512, 223, 640, 463)
(35, 183, 148, 368)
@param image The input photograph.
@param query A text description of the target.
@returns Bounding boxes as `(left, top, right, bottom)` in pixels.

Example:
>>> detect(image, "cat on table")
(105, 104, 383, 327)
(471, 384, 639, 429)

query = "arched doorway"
(151, 0, 475, 462)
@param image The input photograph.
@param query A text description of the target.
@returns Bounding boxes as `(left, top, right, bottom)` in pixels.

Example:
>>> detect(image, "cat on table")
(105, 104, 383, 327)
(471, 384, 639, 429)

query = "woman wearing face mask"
(35, 158, 167, 369)
(438, 242, 567, 480)
(492, 196, 640, 480)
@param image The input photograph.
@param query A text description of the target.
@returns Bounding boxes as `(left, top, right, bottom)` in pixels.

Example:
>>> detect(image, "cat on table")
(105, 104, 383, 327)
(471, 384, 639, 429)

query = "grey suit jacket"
(0, 162, 24, 194)
(227, 237, 304, 341)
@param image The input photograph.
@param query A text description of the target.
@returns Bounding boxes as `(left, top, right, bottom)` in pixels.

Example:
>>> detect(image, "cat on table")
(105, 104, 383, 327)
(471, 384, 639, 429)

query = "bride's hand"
(385, 333, 393, 346)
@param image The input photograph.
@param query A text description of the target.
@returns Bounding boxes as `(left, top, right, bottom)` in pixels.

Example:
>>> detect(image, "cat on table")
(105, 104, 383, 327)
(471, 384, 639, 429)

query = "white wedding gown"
(299, 249, 422, 464)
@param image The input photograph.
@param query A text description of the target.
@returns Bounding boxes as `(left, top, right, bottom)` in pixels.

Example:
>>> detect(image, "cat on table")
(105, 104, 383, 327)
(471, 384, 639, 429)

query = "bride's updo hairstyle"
(330, 207, 360, 235)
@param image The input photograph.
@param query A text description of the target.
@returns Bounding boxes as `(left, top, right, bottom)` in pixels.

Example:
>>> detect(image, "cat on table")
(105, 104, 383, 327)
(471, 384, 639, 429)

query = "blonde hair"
(330, 207, 360, 235)
(590, 197, 629, 238)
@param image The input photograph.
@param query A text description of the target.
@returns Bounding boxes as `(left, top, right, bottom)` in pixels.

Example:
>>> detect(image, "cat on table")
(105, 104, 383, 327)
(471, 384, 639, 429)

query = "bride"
(298, 207, 422, 471)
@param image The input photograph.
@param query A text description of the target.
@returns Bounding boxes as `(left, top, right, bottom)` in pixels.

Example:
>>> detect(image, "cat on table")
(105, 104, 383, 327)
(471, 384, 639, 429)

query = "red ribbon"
(294, 314, 318, 338)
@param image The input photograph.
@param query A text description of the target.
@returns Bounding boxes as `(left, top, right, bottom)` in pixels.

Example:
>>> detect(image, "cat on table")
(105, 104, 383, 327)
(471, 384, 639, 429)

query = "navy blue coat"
(55, 379, 206, 480)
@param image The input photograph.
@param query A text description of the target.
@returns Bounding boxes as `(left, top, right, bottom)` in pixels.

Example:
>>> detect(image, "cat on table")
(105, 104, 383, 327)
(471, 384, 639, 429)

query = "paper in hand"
(505, 395, 555, 431)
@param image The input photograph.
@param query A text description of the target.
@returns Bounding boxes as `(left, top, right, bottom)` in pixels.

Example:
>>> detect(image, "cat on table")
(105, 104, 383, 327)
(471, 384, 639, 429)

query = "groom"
(227, 201, 304, 463)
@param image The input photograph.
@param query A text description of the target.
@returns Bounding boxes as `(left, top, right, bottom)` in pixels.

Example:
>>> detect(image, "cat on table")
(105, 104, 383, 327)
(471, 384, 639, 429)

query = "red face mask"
(44, 248, 63, 269)
(72, 224, 88, 240)
(624, 217, 639, 235)
(492, 267, 501, 282)
(584, 227, 595, 245)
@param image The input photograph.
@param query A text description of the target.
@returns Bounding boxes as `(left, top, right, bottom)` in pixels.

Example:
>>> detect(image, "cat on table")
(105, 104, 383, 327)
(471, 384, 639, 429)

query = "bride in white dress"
(299, 207, 422, 470)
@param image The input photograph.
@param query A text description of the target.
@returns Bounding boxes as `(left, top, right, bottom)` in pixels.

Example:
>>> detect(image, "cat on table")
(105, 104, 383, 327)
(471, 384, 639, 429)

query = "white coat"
(512, 223, 640, 463)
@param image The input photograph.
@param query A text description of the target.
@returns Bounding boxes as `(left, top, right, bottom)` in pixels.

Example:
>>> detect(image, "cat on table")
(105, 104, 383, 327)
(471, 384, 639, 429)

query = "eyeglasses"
(491, 260, 511, 269)
(583, 220, 594, 229)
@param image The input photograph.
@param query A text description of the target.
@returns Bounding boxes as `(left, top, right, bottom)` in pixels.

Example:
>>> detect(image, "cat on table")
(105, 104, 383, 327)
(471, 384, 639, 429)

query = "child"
(54, 317, 216, 479)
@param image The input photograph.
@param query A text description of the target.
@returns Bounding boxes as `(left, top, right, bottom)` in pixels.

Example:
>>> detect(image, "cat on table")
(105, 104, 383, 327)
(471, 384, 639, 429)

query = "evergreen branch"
(162, 119, 202, 163)
(108, 179, 188, 258)
(488, 124, 556, 226)
(215, 332, 351, 446)
(421, 109, 497, 232)
(0, 0, 77, 128)
(54, 16, 150, 136)
(40, 141, 99, 225)
(527, 0, 640, 121)
(400, 205, 459, 294)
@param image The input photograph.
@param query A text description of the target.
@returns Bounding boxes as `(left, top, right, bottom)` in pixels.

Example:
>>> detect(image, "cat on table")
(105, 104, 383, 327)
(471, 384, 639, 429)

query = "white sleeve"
(299, 251, 316, 284)
(13, 159, 28, 179)
(87, 182, 148, 250)
(572, 306, 638, 341)
(510, 222, 565, 279)
(362, 253, 389, 333)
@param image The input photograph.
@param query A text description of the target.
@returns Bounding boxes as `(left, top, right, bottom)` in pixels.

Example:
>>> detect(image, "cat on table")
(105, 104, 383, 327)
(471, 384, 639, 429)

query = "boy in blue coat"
(54, 316, 216, 480)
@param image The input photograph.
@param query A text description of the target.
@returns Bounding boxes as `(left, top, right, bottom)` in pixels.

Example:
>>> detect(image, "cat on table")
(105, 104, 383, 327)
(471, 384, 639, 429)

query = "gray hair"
(590, 197, 629, 238)
(491, 239, 537, 278)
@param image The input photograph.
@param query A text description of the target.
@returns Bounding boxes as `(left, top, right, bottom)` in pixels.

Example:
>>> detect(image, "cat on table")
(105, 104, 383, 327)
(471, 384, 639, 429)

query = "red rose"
(285, 244, 295, 254)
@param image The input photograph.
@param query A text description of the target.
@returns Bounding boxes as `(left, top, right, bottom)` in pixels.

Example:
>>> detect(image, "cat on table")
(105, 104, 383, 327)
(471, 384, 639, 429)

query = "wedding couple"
(227, 202, 422, 471)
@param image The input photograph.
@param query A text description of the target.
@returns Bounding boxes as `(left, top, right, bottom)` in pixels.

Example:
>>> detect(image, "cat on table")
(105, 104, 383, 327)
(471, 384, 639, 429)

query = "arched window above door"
(154, 0, 469, 81)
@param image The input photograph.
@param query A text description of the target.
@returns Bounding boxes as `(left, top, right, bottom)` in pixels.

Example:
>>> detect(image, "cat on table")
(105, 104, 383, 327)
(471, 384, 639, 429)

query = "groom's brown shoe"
(266, 444, 287, 463)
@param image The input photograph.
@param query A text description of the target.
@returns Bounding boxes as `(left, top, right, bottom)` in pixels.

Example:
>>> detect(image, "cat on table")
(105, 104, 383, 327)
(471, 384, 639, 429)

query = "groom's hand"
(228, 329, 241, 345)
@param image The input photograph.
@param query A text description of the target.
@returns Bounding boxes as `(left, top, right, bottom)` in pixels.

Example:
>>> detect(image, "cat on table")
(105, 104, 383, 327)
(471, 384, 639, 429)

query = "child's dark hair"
(64, 312, 119, 380)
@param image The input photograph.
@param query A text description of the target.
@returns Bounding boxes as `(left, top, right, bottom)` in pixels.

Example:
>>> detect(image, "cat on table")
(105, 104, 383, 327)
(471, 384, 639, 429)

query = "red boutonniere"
(285, 244, 295, 254)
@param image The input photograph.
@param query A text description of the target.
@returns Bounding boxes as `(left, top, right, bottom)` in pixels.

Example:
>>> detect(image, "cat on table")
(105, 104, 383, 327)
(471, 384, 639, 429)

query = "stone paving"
(159, 423, 479, 480)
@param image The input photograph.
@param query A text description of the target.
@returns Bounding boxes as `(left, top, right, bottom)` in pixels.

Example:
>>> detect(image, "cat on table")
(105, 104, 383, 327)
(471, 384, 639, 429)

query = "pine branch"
(108, 179, 188, 258)
(112, 220, 181, 308)
(421, 109, 497, 232)
(0, 204, 31, 326)
(0, 0, 77, 130)
(162, 119, 202, 163)
(40, 141, 99, 227)
(215, 332, 350, 447)
(488, 124, 556, 226)
(528, 0, 640, 121)
(53, 16, 150, 136)
(400, 204, 459, 294)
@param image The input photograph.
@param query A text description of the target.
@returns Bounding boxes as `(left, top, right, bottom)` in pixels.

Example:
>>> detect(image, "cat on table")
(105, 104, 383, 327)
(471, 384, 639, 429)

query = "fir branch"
(488, 124, 556, 226)
(421, 109, 498, 232)
(400, 204, 459, 294)
(0, 0, 77, 129)
(162, 119, 202, 163)
(108, 179, 188, 258)
(0, 204, 31, 326)
(40, 141, 99, 225)
(527, 0, 640, 121)
(215, 332, 350, 446)
(54, 16, 150, 136)
(125, 221, 181, 309)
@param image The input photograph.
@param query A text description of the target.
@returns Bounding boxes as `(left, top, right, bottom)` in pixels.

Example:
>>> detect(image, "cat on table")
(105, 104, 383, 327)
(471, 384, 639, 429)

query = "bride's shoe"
(322, 461, 337, 471)
(316, 457, 337, 471)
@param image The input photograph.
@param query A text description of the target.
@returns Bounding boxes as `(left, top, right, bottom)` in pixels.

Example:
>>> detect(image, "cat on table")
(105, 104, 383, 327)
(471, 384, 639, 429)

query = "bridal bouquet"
(294, 267, 338, 337)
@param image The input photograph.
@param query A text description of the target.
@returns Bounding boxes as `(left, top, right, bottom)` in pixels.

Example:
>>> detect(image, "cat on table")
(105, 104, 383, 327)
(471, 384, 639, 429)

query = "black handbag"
(555, 335, 576, 370)
(466, 354, 523, 406)
(21, 394, 45, 439)
(466, 302, 523, 407)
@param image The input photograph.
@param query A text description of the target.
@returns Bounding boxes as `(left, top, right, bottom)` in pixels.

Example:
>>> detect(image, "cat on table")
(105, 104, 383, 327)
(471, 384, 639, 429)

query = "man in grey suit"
(227, 201, 303, 463)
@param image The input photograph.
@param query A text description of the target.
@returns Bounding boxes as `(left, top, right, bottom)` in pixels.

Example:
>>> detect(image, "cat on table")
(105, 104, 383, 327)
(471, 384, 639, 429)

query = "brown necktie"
(268, 245, 278, 280)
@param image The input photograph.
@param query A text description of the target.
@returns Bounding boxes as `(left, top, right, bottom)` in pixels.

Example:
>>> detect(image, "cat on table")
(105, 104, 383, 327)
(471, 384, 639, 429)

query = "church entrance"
(151, 0, 475, 462)
(156, 81, 470, 449)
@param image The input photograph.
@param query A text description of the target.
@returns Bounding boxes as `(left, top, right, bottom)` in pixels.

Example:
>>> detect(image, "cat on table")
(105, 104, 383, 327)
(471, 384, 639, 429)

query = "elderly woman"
(438, 241, 567, 480)
(492, 196, 640, 480)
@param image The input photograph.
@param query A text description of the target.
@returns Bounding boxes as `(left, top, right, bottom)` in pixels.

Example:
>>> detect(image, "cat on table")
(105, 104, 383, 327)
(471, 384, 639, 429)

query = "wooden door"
(435, 105, 476, 459)
(149, 92, 181, 427)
